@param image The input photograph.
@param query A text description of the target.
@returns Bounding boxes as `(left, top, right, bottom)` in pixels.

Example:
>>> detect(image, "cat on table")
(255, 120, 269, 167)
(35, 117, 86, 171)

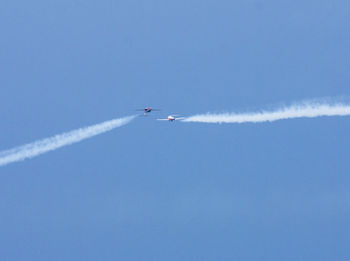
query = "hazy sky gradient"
(1, 0, 350, 260)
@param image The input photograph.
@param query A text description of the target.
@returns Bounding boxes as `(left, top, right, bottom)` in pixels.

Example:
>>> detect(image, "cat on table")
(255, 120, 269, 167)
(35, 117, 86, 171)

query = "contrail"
(0, 115, 136, 167)
(182, 103, 350, 124)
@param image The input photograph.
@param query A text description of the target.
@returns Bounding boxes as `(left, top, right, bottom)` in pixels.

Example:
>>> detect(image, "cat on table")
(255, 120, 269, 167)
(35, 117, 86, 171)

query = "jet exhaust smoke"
(0, 115, 136, 167)
(182, 103, 350, 124)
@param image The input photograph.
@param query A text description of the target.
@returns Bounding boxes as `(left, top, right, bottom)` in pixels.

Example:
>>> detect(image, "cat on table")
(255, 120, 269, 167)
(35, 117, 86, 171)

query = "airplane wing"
(176, 117, 185, 120)
(157, 119, 169, 121)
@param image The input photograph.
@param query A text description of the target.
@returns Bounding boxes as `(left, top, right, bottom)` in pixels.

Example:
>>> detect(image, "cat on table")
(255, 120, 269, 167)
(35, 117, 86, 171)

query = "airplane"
(157, 115, 185, 122)
(136, 107, 160, 115)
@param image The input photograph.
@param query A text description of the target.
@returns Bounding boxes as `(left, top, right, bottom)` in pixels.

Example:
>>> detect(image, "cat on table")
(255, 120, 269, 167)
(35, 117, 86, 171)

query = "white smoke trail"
(182, 103, 350, 124)
(0, 115, 136, 167)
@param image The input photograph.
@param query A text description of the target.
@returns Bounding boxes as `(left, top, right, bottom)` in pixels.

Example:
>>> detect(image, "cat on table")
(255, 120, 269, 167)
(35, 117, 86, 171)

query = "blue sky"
(1, 0, 350, 260)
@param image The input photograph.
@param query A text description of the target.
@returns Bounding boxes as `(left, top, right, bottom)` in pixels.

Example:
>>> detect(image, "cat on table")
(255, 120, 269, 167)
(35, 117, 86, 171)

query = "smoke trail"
(182, 103, 350, 124)
(0, 115, 136, 167)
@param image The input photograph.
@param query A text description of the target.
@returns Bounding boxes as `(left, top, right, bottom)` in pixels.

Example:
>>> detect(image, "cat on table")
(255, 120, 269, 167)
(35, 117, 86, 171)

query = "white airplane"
(157, 115, 184, 122)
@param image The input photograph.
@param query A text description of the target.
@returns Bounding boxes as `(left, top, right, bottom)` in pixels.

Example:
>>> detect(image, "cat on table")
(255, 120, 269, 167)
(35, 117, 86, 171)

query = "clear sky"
(1, 0, 350, 260)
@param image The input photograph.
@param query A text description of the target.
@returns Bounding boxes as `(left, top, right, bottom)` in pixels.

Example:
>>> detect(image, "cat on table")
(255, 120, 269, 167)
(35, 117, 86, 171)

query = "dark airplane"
(137, 107, 160, 115)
